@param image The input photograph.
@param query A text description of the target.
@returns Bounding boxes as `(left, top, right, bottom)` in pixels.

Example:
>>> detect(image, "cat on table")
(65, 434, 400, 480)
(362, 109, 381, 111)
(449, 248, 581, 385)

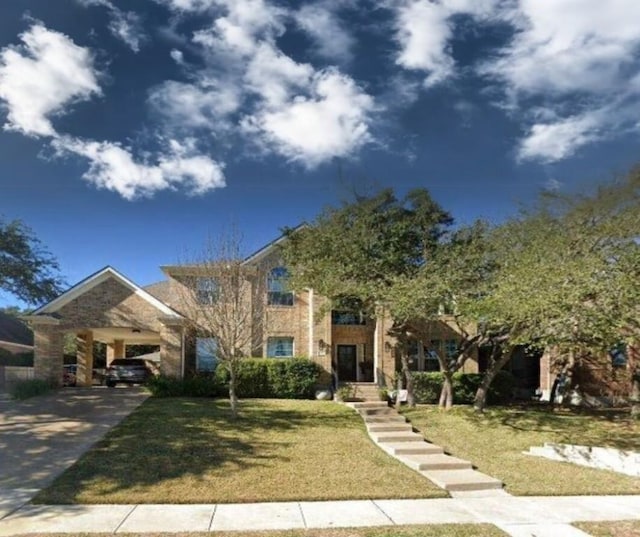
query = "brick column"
(160, 324, 183, 377)
(33, 324, 64, 386)
(76, 330, 94, 387)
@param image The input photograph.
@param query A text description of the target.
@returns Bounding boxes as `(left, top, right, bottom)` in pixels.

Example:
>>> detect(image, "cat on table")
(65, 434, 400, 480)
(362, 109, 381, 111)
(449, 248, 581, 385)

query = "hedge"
(216, 357, 322, 399)
(146, 373, 224, 398)
(412, 370, 516, 405)
(148, 357, 322, 399)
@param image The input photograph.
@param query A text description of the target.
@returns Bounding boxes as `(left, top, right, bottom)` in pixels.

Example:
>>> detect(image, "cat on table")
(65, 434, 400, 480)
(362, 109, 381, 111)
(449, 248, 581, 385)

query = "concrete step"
(367, 423, 413, 433)
(358, 407, 393, 416)
(385, 442, 444, 455)
(350, 401, 388, 409)
(363, 414, 407, 423)
(423, 469, 503, 492)
(370, 431, 425, 443)
(400, 453, 472, 471)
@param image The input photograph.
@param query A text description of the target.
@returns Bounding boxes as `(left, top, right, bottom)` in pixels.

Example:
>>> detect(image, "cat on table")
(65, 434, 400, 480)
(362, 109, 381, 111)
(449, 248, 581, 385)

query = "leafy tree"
(385, 221, 500, 409)
(283, 188, 453, 402)
(0, 218, 64, 304)
(473, 169, 640, 410)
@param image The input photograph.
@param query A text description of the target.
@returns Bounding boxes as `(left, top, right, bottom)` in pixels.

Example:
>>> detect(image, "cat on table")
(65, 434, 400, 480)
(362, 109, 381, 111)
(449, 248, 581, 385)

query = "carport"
(23, 267, 186, 386)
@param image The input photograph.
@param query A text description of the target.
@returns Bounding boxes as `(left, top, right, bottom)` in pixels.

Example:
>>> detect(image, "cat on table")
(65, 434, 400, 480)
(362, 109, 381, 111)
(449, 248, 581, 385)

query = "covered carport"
(23, 266, 186, 386)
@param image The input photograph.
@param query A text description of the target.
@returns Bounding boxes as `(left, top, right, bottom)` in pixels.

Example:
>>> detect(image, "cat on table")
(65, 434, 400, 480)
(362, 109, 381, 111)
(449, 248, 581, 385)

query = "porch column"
(106, 338, 125, 366)
(32, 322, 64, 386)
(76, 330, 94, 387)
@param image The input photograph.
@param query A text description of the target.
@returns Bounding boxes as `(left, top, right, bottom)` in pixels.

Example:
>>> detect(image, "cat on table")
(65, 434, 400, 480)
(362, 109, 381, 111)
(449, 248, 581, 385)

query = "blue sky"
(1, 0, 640, 307)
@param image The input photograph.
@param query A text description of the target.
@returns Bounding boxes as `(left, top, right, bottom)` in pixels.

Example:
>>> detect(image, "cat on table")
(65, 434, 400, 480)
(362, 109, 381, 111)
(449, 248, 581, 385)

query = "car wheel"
(106, 381, 117, 388)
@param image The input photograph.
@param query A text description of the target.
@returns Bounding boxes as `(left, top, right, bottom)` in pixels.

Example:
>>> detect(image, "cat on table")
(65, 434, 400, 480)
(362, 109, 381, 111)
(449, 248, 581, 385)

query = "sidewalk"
(0, 494, 639, 536)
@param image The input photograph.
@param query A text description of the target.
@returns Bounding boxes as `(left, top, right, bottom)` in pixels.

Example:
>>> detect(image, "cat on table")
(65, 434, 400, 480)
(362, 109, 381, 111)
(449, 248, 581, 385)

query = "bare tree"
(175, 230, 266, 418)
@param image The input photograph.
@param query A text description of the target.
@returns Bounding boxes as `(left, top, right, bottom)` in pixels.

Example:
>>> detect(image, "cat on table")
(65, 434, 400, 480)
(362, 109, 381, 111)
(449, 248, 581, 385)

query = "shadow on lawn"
(461, 404, 639, 451)
(34, 398, 355, 504)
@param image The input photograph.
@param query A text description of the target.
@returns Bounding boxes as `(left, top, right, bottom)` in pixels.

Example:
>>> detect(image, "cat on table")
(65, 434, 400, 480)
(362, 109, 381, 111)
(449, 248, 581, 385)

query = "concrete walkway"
(0, 387, 149, 519)
(0, 495, 638, 536)
(349, 401, 503, 493)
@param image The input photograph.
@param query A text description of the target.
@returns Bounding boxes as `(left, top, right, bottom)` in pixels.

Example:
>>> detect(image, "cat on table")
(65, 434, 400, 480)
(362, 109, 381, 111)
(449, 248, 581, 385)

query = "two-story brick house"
(25, 229, 483, 393)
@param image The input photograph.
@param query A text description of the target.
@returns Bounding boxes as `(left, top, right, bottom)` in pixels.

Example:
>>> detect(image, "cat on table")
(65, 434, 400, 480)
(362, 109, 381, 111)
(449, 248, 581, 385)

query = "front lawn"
(403, 405, 640, 496)
(575, 520, 640, 537)
(36, 399, 446, 504)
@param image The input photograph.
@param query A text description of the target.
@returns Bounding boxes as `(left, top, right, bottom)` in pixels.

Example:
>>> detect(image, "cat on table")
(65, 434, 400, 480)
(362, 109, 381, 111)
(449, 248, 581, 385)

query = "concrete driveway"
(0, 387, 148, 517)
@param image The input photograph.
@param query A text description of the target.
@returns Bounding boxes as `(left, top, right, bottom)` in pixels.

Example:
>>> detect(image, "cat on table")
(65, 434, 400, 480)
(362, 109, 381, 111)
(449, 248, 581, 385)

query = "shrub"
(9, 378, 55, 400)
(216, 358, 322, 399)
(412, 372, 442, 404)
(147, 373, 224, 398)
(410, 370, 516, 405)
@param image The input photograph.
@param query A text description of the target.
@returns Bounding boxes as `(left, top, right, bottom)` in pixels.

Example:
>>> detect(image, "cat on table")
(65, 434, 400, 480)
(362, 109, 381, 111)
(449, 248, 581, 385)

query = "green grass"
(574, 520, 640, 537)
(36, 398, 446, 504)
(23, 525, 508, 537)
(403, 404, 640, 496)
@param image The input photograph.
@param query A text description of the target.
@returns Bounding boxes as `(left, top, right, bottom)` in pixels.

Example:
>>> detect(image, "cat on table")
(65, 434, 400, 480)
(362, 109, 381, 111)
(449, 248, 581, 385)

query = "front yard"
(36, 399, 446, 504)
(403, 405, 640, 496)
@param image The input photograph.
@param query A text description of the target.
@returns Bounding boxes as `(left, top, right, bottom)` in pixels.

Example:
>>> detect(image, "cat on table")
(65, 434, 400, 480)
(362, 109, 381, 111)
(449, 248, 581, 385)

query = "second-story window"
(267, 266, 294, 306)
(331, 311, 366, 325)
(196, 277, 219, 305)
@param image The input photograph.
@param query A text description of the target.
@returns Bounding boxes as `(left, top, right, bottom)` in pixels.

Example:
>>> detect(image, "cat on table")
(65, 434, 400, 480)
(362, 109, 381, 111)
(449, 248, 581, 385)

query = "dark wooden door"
(337, 345, 357, 382)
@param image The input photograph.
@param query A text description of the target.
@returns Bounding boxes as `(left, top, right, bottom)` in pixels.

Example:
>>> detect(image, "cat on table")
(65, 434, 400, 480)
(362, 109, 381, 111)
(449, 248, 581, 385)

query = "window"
(267, 337, 294, 358)
(196, 277, 219, 305)
(196, 337, 218, 372)
(610, 343, 628, 367)
(267, 267, 294, 306)
(331, 311, 366, 325)
(407, 340, 441, 372)
(444, 339, 458, 360)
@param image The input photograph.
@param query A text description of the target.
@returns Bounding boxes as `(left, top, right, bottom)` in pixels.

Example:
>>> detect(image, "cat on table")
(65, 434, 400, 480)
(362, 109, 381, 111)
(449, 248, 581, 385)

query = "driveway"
(0, 387, 148, 517)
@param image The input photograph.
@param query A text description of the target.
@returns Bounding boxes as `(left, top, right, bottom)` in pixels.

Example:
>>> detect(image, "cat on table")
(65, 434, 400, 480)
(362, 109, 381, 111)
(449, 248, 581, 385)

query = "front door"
(337, 345, 357, 382)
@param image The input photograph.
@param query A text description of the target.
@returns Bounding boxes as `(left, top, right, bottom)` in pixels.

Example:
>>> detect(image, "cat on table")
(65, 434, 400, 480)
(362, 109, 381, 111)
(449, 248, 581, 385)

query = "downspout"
(308, 288, 314, 358)
(373, 314, 379, 385)
(181, 328, 186, 379)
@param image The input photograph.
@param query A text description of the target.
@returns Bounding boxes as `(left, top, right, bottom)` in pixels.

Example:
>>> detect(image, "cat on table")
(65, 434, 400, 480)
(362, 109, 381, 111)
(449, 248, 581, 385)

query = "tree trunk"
(395, 375, 402, 411)
(228, 361, 239, 419)
(439, 371, 453, 410)
(630, 368, 640, 419)
(473, 347, 511, 413)
(400, 352, 415, 407)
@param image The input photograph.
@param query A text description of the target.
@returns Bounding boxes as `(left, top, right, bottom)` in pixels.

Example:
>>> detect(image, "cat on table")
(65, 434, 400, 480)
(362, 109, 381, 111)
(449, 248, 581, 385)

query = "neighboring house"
(23, 230, 480, 389)
(0, 311, 34, 357)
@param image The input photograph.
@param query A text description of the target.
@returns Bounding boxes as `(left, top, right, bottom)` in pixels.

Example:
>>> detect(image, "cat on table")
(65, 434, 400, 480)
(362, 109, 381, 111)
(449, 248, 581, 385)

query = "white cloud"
(148, 79, 240, 130)
(243, 69, 374, 167)
(170, 49, 184, 64)
(394, 0, 454, 87)
(151, 0, 376, 167)
(154, 0, 218, 12)
(108, 10, 146, 53)
(294, 2, 355, 63)
(76, 0, 146, 52)
(54, 136, 225, 199)
(483, 0, 640, 97)
(0, 23, 100, 137)
(393, 0, 499, 87)
(480, 0, 640, 162)
(244, 44, 313, 107)
(517, 112, 602, 162)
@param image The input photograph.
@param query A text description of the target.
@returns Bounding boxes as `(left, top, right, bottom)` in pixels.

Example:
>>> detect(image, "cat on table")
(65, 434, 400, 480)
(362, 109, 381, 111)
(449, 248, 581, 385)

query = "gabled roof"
(31, 266, 183, 318)
(242, 223, 307, 266)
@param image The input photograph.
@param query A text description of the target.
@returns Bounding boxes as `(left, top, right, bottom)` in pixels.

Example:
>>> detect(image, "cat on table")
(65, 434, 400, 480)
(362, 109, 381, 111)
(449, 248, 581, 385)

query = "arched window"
(267, 266, 294, 306)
